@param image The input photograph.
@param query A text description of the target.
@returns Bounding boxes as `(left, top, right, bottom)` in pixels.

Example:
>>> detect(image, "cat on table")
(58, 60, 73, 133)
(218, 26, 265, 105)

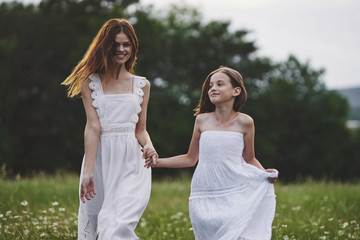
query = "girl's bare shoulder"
(196, 112, 212, 122)
(236, 112, 254, 128)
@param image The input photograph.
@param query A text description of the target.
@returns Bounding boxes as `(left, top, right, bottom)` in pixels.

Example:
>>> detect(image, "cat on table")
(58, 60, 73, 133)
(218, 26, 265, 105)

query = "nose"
(117, 45, 124, 52)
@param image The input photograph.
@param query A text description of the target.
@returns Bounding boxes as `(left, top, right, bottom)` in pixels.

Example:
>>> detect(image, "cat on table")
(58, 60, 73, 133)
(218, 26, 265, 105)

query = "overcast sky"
(3, 0, 360, 89)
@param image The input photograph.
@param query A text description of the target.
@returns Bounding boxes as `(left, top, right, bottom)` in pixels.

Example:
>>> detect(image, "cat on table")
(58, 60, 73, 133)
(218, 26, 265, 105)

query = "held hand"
(144, 155, 159, 168)
(266, 168, 279, 184)
(80, 175, 96, 203)
(142, 145, 158, 168)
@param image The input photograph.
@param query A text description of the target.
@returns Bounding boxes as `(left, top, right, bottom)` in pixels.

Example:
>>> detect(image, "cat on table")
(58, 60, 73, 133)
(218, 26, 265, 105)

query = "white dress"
(77, 73, 151, 240)
(189, 131, 278, 240)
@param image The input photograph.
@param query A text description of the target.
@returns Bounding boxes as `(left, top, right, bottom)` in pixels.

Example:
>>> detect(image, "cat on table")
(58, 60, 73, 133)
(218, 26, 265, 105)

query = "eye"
(124, 42, 131, 47)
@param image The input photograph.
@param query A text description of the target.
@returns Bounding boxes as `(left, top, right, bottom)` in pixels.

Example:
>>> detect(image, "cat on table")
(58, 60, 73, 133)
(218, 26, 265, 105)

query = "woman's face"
(113, 32, 132, 66)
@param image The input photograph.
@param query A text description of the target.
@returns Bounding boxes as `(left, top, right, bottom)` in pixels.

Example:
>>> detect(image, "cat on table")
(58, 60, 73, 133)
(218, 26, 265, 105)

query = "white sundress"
(189, 131, 278, 240)
(77, 73, 151, 240)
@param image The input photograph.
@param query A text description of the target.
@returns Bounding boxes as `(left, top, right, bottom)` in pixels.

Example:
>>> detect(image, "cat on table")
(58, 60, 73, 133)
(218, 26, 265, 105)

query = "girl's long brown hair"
(194, 67, 247, 116)
(62, 18, 138, 97)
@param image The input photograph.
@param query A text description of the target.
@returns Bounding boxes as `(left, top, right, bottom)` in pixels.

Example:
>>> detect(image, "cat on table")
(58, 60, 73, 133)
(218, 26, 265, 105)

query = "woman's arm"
(135, 80, 158, 162)
(153, 116, 201, 168)
(80, 80, 101, 203)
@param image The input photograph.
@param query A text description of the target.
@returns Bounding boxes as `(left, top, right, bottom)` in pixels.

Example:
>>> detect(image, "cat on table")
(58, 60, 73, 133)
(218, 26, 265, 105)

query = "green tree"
(0, 1, 358, 181)
(0, 0, 138, 174)
(245, 56, 352, 181)
(133, 5, 273, 164)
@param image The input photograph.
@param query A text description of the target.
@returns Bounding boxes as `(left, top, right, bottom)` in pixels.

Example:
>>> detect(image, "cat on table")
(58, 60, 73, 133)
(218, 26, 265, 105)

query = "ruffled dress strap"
(88, 73, 103, 114)
(133, 76, 147, 114)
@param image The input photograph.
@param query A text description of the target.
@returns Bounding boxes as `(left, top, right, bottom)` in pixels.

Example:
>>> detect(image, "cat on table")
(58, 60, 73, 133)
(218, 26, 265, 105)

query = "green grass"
(0, 173, 359, 239)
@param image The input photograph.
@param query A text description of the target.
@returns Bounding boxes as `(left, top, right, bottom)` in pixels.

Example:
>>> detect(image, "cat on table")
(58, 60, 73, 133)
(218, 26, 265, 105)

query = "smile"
(115, 53, 127, 59)
(115, 51, 127, 55)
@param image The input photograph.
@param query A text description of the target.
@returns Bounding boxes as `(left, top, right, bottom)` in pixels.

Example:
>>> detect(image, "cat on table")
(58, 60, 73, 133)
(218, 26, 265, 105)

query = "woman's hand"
(142, 145, 158, 168)
(266, 168, 279, 184)
(80, 175, 96, 203)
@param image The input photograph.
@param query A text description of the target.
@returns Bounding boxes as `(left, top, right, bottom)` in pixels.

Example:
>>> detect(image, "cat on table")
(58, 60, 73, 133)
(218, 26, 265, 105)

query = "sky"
(3, 0, 360, 89)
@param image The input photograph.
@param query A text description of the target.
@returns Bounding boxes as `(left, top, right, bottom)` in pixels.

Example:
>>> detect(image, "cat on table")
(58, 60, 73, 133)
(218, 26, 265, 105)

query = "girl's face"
(208, 72, 239, 104)
(113, 32, 132, 66)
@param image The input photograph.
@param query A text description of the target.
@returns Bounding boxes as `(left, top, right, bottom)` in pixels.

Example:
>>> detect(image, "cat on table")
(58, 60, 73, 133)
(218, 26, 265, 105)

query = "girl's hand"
(80, 175, 96, 203)
(142, 145, 158, 168)
(266, 168, 279, 184)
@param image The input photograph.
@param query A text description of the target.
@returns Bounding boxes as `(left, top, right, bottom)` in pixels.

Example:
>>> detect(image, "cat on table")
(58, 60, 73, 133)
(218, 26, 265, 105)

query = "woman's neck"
(112, 64, 130, 80)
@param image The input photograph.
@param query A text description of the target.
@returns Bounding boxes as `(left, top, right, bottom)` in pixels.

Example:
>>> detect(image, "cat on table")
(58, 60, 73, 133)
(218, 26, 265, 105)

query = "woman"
(62, 18, 157, 240)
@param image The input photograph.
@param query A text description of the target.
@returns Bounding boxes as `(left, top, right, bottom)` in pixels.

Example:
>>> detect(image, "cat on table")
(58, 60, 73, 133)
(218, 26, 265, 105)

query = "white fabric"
(189, 131, 278, 240)
(77, 73, 151, 240)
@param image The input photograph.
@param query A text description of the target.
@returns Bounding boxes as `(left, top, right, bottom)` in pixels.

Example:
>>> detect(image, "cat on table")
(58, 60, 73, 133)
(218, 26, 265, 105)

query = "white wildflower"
(291, 206, 301, 211)
(139, 218, 146, 228)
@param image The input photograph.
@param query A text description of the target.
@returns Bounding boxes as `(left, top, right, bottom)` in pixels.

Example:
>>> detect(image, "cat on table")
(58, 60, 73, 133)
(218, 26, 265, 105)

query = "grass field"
(0, 173, 359, 239)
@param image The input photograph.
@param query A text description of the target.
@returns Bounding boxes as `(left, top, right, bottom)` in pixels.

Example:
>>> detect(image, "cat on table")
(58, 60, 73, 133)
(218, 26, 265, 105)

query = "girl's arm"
(242, 115, 278, 183)
(152, 116, 202, 168)
(80, 80, 101, 203)
(242, 115, 266, 170)
(135, 80, 158, 163)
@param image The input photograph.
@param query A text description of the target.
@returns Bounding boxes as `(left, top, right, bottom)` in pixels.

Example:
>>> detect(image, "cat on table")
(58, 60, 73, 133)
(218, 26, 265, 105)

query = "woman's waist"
(100, 123, 136, 136)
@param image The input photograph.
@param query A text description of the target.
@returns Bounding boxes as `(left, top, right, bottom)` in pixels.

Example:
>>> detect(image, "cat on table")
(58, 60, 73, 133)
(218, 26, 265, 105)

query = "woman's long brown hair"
(194, 67, 247, 116)
(62, 18, 138, 97)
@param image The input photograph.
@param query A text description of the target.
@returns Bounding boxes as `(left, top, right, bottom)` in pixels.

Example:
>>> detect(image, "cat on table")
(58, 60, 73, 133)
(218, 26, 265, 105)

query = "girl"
(62, 19, 157, 240)
(147, 67, 278, 240)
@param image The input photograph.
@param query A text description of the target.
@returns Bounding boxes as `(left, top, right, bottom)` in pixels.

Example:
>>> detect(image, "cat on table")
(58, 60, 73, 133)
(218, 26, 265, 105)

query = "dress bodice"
(88, 73, 146, 134)
(199, 131, 244, 164)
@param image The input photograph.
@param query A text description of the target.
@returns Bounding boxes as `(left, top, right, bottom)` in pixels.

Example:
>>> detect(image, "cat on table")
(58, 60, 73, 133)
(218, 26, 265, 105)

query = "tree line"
(1, 0, 359, 181)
